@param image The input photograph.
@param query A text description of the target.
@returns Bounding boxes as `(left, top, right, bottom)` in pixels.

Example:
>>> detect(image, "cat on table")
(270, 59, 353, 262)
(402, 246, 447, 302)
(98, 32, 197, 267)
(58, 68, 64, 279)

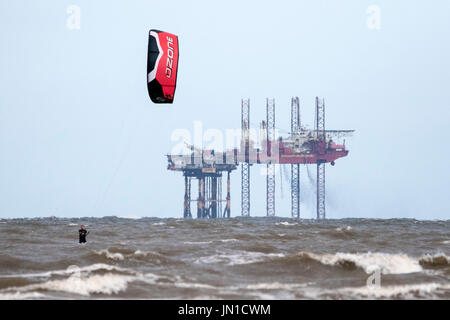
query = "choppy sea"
(0, 217, 448, 299)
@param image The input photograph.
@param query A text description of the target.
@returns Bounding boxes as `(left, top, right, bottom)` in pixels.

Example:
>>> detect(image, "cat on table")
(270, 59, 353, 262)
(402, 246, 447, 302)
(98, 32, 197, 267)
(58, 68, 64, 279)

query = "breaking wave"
(195, 250, 285, 266)
(0, 263, 169, 299)
(91, 248, 170, 265)
(183, 239, 239, 245)
(183, 241, 213, 245)
(0, 263, 134, 279)
(335, 226, 352, 232)
(192, 250, 448, 275)
(3, 273, 134, 297)
(94, 249, 125, 261)
(0, 292, 45, 300)
(419, 253, 449, 267)
(335, 282, 450, 299)
(297, 252, 423, 274)
(275, 222, 298, 226)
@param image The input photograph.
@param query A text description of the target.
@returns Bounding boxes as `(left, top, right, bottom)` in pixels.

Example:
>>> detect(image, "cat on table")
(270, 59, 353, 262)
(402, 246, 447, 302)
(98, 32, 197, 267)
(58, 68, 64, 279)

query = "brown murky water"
(0, 217, 448, 299)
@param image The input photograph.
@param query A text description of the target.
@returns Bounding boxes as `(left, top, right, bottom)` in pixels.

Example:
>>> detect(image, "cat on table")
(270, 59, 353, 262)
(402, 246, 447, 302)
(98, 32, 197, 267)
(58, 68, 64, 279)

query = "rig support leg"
(211, 177, 217, 218)
(225, 171, 231, 218)
(241, 98, 251, 217)
(290, 97, 301, 219)
(291, 164, 300, 218)
(241, 163, 250, 216)
(266, 98, 276, 217)
(197, 177, 205, 219)
(316, 162, 326, 219)
(184, 176, 191, 218)
(266, 163, 275, 216)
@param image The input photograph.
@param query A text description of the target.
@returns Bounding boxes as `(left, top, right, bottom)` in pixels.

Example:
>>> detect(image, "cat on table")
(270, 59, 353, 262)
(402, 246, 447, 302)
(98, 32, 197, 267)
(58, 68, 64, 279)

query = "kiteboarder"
(79, 225, 89, 244)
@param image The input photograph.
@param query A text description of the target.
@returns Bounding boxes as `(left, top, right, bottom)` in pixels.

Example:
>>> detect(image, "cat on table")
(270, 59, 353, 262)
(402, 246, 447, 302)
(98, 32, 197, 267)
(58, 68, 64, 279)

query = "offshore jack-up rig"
(167, 97, 354, 219)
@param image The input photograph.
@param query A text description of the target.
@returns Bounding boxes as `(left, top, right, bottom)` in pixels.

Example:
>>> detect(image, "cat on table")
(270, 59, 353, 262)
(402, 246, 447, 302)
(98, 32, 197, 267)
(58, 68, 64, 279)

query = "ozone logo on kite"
(147, 29, 179, 103)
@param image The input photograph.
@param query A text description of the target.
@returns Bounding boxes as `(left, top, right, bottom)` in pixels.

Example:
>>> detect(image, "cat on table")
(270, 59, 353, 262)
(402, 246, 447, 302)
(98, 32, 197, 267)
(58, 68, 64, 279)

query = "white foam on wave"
(241, 282, 313, 291)
(8, 274, 134, 296)
(94, 249, 125, 261)
(441, 240, 450, 244)
(0, 265, 166, 298)
(67, 223, 77, 226)
(133, 250, 163, 264)
(0, 273, 136, 296)
(195, 250, 284, 266)
(275, 222, 297, 226)
(133, 250, 148, 256)
(152, 222, 166, 226)
(300, 252, 423, 274)
(183, 241, 213, 245)
(0, 291, 45, 300)
(337, 282, 450, 299)
(335, 226, 352, 232)
(133, 250, 162, 257)
(93, 249, 164, 263)
(218, 285, 289, 299)
(0, 263, 133, 279)
(184, 239, 238, 245)
(118, 215, 141, 220)
(174, 282, 218, 290)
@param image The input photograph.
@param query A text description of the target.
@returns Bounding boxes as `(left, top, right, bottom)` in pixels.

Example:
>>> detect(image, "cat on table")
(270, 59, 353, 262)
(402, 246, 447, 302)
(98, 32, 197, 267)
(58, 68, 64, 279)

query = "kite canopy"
(147, 29, 179, 103)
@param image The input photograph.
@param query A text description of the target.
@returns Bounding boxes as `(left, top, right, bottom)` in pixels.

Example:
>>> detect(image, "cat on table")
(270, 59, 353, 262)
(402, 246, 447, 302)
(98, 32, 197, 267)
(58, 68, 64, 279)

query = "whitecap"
(133, 250, 162, 258)
(0, 269, 165, 298)
(299, 251, 423, 274)
(0, 263, 133, 279)
(94, 249, 125, 261)
(174, 282, 218, 290)
(335, 226, 352, 232)
(195, 250, 284, 266)
(1, 274, 134, 297)
(275, 222, 297, 226)
(118, 215, 141, 220)
(241, 282, 313, 291)
(0, 291, 45, 300)
(220, 239, 238, 243)
(337, 282, 450, 299)
(183, 241, 213, 245)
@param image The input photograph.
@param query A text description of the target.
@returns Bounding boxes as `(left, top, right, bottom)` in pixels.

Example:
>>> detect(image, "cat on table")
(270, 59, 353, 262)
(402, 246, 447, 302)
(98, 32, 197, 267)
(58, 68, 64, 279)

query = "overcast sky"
(1, 0, 449, 220)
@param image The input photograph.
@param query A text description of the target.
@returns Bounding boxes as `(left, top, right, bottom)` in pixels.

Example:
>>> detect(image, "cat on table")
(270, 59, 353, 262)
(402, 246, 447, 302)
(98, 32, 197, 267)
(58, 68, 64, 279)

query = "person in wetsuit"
(79, 225, 89, 243)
